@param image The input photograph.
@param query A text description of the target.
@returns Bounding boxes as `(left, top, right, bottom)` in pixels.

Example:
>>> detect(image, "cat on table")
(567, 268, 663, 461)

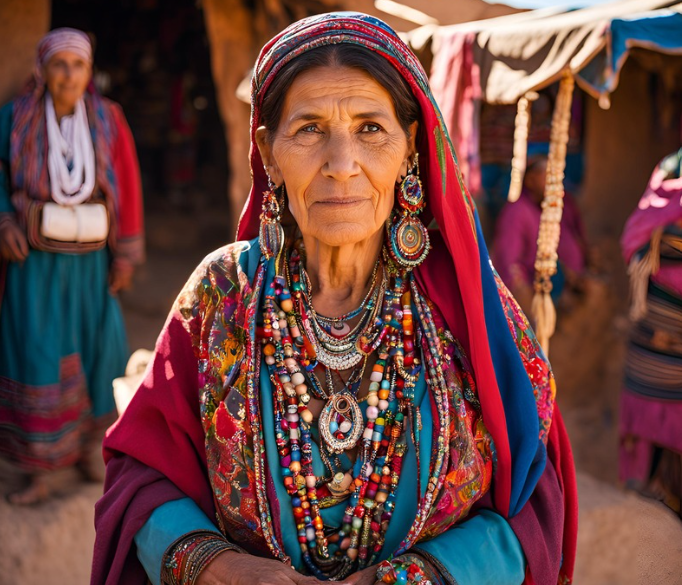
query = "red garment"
(110, 102, 145, 264)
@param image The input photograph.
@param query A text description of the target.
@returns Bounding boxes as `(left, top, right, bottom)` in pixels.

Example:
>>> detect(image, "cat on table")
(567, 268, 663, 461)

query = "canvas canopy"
(423, 0, 682, 105)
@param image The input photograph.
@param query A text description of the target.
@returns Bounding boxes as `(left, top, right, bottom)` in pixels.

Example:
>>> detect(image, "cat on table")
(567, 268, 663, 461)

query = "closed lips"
(315, 198, 367, 205)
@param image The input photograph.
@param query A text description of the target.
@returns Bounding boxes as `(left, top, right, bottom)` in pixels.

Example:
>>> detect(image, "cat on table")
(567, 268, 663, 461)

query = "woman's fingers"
(0, 224, 29, 262)
(197, 552, 316, 585)
(15, 229, 29, 258)
(342, 566, 379, 585)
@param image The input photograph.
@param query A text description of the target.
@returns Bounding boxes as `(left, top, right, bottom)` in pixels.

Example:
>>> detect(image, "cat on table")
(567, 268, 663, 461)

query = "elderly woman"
(0, 28, 144, 504)
(92, 13, 576, 585)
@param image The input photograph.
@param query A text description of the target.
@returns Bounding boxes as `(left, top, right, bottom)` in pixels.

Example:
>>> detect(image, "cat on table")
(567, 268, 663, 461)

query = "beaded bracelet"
(161, 530, 245, 585)
(376, 555, 434, 585)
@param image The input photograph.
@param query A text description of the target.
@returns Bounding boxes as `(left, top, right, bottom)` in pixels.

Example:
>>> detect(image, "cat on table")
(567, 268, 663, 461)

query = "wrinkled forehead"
(43, 50, 92, 67)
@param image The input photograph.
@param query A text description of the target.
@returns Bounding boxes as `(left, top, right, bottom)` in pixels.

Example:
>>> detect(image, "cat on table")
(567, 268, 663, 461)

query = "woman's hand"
(196, 551, 325, 585)
(109, 257, 134, 294)
(344, 566, 382, 585)
(0, 220, 28, 262)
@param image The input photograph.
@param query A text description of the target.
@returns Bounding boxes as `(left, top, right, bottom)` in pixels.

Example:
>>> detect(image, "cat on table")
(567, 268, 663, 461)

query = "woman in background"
(621, 147, 682, 517)
(0, 28, 144, 504)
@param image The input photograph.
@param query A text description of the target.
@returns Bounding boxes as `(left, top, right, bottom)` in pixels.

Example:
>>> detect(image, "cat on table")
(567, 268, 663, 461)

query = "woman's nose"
(321, 132, 360, 181)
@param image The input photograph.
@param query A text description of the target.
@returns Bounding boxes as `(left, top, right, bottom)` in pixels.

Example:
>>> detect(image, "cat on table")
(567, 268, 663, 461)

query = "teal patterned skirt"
(0, 247, 128, 471)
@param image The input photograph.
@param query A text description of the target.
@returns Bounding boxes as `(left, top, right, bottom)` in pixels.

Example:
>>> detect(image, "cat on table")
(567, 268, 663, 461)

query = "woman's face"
(43, 50, 91, 111)
(257, 66, 417, 247)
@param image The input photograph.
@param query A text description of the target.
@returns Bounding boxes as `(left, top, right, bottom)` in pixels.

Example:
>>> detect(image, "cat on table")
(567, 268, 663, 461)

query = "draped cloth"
(93, 12, 577, 585)
(8, 84, 145, 264)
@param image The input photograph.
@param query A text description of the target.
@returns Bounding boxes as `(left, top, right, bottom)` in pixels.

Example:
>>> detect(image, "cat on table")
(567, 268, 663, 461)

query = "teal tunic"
(0, 102, 129, 471)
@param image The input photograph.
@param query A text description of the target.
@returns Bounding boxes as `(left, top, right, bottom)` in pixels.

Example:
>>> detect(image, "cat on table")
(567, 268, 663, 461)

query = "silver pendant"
(318, 392, 363, 454)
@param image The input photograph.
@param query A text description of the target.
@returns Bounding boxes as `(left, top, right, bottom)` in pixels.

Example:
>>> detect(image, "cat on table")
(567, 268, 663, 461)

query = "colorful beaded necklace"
(260, 248, 422, 580)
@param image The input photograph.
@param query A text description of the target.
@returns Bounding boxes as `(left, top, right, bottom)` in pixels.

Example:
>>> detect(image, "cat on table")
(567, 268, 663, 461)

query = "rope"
(508, 93, 533, 203)
(532, 72, 574, 355)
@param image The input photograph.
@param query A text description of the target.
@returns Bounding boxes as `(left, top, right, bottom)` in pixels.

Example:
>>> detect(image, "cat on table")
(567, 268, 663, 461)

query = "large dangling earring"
(385, 153, 430, 270)
(259, 172, 285, 260)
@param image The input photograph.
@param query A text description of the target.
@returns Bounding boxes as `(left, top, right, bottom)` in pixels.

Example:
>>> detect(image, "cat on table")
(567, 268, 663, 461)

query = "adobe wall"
(0, 0, 50, 106)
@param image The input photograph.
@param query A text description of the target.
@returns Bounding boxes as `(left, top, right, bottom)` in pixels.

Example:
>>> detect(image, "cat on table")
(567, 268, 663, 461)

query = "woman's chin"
(307, 221, 381, 247)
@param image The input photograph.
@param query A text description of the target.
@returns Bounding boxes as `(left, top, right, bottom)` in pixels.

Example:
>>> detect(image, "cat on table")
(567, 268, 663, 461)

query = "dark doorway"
(52, 0, 231, 238)
(51, 0, 232, 350)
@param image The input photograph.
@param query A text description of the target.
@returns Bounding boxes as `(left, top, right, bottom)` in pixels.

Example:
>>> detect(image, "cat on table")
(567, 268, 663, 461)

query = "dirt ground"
(2, 213, 682, 584)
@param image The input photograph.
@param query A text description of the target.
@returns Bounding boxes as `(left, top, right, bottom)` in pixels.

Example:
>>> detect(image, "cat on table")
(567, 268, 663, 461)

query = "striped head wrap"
(36, 27, 92, 82)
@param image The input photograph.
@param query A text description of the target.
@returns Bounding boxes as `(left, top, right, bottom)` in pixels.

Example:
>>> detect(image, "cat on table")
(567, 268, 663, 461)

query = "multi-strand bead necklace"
(260, 248, 422, 580)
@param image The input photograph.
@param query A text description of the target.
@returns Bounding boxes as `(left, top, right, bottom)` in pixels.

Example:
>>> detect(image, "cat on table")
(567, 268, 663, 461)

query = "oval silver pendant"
(318, 392, 363, 454)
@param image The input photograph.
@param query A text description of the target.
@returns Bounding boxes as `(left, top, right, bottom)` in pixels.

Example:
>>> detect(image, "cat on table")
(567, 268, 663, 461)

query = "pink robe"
(493, 189, 586, 289)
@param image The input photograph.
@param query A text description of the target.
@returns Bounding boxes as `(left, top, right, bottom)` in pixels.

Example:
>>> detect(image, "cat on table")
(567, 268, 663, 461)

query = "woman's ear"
(255, 126, 283, 185)
(398, 121, 420, 180)
(407, 121, 419, 158)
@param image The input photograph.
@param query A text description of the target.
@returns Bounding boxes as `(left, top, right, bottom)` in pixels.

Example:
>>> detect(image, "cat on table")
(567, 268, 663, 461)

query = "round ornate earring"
(259, 171, 285, 260)
(385, 153, 430, 269)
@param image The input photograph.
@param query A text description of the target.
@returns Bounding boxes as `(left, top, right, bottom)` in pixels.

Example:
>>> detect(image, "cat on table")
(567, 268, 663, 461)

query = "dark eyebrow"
(353, 111, 390, 120)
(290, 113, 322, 123)
(289, 111, 391, 124)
